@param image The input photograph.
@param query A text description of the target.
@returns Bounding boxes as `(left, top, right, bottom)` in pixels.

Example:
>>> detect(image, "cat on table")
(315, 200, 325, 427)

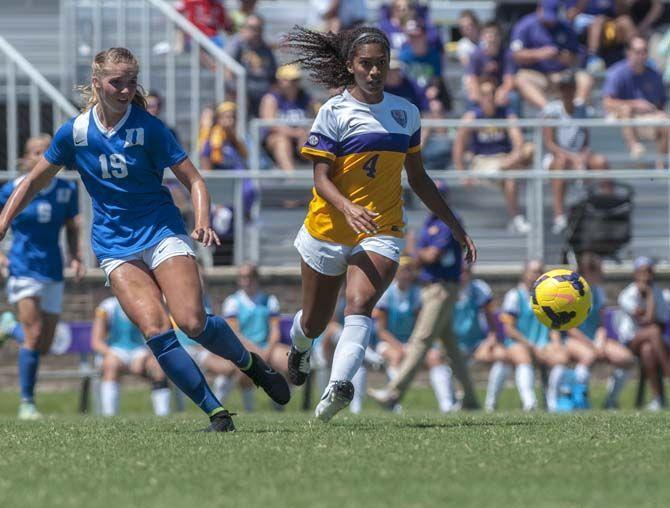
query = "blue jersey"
(222, 290, 280, 347)
(502, 285, 550, 347)
(578, 285, 605, 340)
(375, 281, 422, 343)
(0, 177, 78, 282)
(97, 297, 144, 350)
(44, 105, 188, 261)
(454, 279, 493, 350)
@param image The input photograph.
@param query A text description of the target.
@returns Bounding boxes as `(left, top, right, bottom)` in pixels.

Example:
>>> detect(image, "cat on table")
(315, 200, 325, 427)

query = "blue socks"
(146, 330, 222, 416)
(18, 348, 40, 402)
(192, 315, 251, 369)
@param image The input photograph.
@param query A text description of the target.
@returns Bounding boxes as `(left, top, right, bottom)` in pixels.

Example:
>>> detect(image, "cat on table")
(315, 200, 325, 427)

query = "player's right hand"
(191, 226, 221, 248)
(342, 201, 379, 235)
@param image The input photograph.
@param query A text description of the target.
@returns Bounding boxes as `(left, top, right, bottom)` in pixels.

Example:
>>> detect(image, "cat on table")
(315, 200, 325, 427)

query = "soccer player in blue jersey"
(0, 134, 84, 420)
(0, 47, 289, 431)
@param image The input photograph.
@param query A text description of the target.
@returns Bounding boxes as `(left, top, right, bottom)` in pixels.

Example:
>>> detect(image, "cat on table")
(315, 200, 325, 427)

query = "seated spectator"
(455, 10, 481, 67)
(510, 0, 593, 111)
(566, 252, 635, 409)
(176, 0, 232, 48)
(201, 101, 249, 171)
(222, 263, 289, 411)
(384, 52, 428, 110)
(565, 0, 637, 72)
(259, 64, 314, 173)
(373, 256, 457, 413)
(492, 259, 549, 411)
(421, 79, 452, 170)
(453, 81, 534, 235)
(379, 0, 415, 50)
(465, 21, 519, 113)
(230, 0, 258, 33)
(603, 36, 669, 168)
(91, 297, 170, 417)
(615, 256, 670, 411)
(226, 14, 277, 116)
(542, 72, 609, 234)
(399, 16, 444, 89)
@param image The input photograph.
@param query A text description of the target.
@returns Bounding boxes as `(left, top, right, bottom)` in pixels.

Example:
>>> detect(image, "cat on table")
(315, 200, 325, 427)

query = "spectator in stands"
(201, 101, 249, 171)
(455, 10, 481, 67)
(91, 296, 171, 417)
(565, 0, 637, 73)
(226, 14, 277, 116)
(453, 81, 534, 235)
(510, 0, 593, 111)
(222, 263, 289, 410)
(384, 52, 428, 110)
(379, 0, 415, 50)
(176, 0, 232, 48)
(399, 16, 444, 89)
(372, 256, 457, 413)
(421, 79, 453, 170)
(602, 36, 669, 168)
(465, 21, 519, 113)
(494, 259, 549, 411)
(624, 0, 664, 37)
(146, 90, 179, 143)
(230, 0, 259, 33)
(616, 256, 670, 411)
(259, 64, 314, 173)
(542, 71, 609, 235)
(566, 252, 635, 409)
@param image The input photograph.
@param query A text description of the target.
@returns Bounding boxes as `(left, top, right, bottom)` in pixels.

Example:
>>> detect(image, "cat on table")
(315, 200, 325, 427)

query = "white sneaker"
(647, 398, 663, 412)
(18, 401, 42, 421)
(509, 215, 531, 235)
(552, 214, 568, 235)
(315, 381, 354, 422)
(0, 311, 17, 346)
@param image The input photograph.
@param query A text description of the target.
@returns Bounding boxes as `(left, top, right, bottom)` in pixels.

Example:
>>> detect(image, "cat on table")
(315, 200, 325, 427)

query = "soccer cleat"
(202, 409, 236, 432)
(18, 401, 42, 421)
(0, 311, 17, 347)
(315, 381, 355, 422)
(287, 346, 311, 386)
(242, 352, 291, 405)
(367, 387, 399, 411)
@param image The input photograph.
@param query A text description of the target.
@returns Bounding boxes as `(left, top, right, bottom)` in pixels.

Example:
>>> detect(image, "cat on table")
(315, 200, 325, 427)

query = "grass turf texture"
(1, 386, 669, 508)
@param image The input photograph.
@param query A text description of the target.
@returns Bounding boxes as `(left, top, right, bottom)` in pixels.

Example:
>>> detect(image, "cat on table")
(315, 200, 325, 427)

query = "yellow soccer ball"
(530, 269, 592, 331)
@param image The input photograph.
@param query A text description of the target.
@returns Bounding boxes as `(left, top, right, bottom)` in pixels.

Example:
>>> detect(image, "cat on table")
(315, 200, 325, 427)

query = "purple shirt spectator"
(466, 46, 517, 85)
(416, 214, 463, 283)
(510, 13, 580, 74)
(602, 60, 667, 108)
(469, 106, 513, 155)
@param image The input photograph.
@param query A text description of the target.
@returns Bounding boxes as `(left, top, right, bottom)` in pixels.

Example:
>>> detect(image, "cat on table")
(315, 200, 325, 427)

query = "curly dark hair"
(282, 25, 390, 90)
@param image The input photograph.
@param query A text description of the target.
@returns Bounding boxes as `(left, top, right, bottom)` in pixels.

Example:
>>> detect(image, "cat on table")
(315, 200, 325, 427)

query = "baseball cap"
(634, 256, 655, 270)
(216, 101, 237, 114)
(276, 64, 302, 81)
(540, 0, 560, 24)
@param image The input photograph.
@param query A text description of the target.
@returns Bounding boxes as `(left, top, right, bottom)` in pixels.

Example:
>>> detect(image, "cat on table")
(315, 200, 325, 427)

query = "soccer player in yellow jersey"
(283, 26, 476, 421)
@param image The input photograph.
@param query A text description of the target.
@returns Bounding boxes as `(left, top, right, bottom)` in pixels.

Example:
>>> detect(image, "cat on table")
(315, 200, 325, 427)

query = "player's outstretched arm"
(0, 157, 61, 241)
(405, 152, 477, 263)
(170, 157, 221, 248)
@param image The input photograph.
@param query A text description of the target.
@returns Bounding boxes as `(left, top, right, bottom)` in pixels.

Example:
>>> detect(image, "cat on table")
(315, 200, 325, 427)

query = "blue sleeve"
(0, 182, 14, 209)
(66, 182, 79, 219)
(510, 19, 528, 50)
(602, 68, 619, 98)
(148, 118, 188, 169)
(44, 121, 75, 168)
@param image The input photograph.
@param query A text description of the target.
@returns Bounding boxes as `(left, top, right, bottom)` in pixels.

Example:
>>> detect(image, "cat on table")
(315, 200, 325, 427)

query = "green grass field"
(1, 385, 669, 508)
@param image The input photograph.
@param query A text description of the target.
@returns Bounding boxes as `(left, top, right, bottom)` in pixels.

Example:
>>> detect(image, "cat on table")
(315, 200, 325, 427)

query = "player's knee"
(344, 297, 374, 317)
(639, 341, 654, 363)
(175, 315, 206, 338)
(590, 155, 608, 170)
(102, 355, 121, 379)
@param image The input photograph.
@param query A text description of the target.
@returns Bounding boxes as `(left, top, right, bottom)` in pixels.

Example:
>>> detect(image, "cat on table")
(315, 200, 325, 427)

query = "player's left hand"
(192, 226, 221, 247)
(70, 258, 86, 283)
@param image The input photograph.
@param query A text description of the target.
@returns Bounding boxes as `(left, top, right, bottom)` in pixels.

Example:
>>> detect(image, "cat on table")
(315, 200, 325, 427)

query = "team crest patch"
(308, 134, 319, 146)
(391, 110, 407, 127)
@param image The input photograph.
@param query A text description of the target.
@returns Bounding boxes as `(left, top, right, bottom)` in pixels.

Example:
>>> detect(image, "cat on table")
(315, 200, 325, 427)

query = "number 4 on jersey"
(363, 154, 379, 178)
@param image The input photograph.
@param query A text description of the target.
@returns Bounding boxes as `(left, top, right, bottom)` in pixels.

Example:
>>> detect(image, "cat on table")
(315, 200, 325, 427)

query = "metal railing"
(60, 0, 247, 155)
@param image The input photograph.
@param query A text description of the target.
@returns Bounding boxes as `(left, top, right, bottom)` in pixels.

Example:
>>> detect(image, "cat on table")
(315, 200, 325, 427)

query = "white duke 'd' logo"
(391, 110, 407, 127)
(123, 128, 145, 148)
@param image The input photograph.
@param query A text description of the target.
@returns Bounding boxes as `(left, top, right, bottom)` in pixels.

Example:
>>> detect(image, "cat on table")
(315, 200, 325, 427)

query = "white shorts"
(294, 225, 404, 276)
(6, 276, 64, 314)
(100, 235, 195, 284)
(109, 346, 150, 368)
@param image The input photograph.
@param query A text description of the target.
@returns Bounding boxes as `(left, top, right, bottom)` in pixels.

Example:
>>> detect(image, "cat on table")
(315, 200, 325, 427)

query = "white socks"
(291, 310, 314, 352)
(214, 375, 235, 403)
(327, 315, 372, 387)
(151, 387, 171, 416)
(429, 364, 455, 413)
(350, 367, 367, 414)
(547, 365, 566, 413)
(485, 361, 510, 412)
(101, 380, 120, 416)
(574, 364, 590, 385)
(515, 364, 537, 411)
(605, 368, 629, 407)
(241, 387, 255, 412)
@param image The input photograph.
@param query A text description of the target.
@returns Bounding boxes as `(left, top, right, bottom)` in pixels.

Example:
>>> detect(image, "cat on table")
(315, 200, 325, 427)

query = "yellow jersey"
(300, 90, 422, 246)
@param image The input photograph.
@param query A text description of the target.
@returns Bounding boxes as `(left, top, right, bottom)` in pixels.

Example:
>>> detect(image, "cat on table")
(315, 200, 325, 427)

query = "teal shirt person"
(454, 279, 493, 352)
(97, 297, 144, 350)
(222, 289, 280, 347)
(375, 281, 422, 343)
(578, 285, 605, 340)
(501, 285, 550, 347)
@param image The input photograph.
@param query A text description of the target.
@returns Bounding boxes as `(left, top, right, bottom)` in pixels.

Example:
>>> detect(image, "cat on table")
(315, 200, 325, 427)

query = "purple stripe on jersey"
(409, 128, 421, 149)
(339, 132, 410, 156)
(304, 132, 338, 155)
